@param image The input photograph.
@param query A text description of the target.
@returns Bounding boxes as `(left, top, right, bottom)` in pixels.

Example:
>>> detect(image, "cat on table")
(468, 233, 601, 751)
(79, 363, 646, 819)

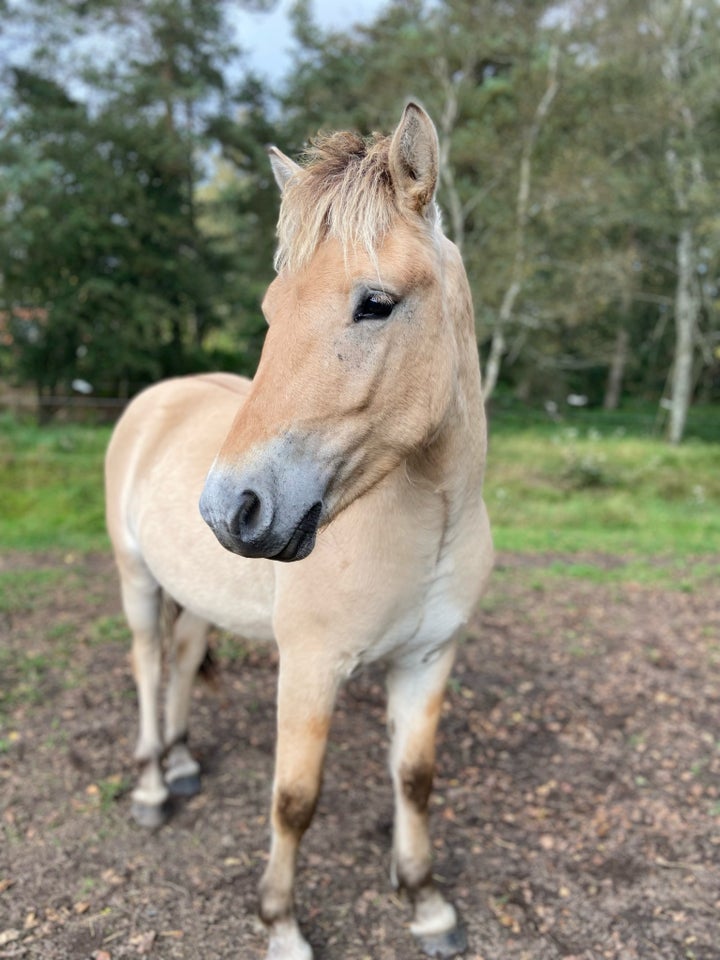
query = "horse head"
(200, 103, 472, 561)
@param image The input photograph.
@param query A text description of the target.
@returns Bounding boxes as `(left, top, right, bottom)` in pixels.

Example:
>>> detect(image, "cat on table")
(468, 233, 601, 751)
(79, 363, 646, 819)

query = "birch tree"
(652, 0, 712, 443)
(482, 44, 559, 401)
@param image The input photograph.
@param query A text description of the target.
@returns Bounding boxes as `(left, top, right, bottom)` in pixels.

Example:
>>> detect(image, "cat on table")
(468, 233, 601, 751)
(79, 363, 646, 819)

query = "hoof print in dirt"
(417, 925, 467, 958)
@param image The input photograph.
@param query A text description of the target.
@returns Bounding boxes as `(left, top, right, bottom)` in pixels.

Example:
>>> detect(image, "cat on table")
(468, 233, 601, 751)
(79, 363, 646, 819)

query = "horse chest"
(352, 553, 470, 670)
(415, 567, 467, 646)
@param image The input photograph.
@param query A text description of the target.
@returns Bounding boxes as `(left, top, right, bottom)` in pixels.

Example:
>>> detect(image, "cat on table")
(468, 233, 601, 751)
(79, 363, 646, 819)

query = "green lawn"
(486, 426, 720, 556)
(1, 407, 719, 576)
(0, 414, 111, 551)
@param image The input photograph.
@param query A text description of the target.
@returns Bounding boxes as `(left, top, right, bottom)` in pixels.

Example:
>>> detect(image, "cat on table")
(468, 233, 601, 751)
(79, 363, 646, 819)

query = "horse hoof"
(131, 799, 169, 829)
(166, 772, 201, 798)
(417, 925, 467, 958)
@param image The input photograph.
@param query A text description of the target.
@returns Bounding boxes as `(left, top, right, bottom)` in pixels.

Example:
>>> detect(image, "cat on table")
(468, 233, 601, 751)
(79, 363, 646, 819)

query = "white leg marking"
(265, 919, 313, 960)
(165, 742, 200, 786)
(410, 893, 458, 938)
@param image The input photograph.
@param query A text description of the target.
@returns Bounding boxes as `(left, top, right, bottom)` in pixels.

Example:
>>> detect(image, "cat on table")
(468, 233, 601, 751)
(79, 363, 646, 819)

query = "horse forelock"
(274, 130, 429, 274)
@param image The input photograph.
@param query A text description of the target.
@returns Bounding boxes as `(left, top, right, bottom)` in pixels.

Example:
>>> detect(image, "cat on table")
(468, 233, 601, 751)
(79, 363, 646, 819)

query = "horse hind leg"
(119, 564, 169, 829)
(386, 643, 467, 958)
(163, 606, 209, 799)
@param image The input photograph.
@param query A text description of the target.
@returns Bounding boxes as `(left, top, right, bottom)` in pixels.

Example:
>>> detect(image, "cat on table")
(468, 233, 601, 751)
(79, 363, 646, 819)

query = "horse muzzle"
(199, 450, 326, 562)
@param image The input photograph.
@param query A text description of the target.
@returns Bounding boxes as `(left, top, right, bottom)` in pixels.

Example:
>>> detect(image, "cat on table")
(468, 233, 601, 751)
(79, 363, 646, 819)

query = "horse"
(105, 101, 493, 960)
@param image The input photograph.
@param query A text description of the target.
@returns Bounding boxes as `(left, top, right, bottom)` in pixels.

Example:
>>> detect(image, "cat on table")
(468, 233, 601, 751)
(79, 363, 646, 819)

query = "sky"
(229, 0, 389, 81)
(0, 1, 390, 93)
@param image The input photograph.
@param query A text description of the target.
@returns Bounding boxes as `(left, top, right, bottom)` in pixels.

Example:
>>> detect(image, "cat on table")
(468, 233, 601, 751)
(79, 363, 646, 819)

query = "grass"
(0, 413, 111, 550)
(485, 420, 720, 557)
(86, 614, 130, 646)
(0, 567, 65, 613)
(1, 405, 718, 577)
(0, 645, 54, 714)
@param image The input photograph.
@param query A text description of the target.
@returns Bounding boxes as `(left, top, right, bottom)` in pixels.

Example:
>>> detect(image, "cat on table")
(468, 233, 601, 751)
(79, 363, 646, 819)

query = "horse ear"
(388, 101, 439, 217)
(267, 145, 302, 193)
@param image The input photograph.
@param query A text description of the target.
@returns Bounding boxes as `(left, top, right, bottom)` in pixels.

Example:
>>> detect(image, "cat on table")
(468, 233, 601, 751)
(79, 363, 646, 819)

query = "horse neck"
(409, 252, 487, 506)
(417, 356, 486, 496)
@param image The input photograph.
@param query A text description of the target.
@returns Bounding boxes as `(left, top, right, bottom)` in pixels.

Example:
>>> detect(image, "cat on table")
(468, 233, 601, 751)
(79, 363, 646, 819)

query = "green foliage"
(0, 0, 718, 431)
(96, 775, 132, 812)
(0, 0, 268, 397)
(275, 0, 720, 420)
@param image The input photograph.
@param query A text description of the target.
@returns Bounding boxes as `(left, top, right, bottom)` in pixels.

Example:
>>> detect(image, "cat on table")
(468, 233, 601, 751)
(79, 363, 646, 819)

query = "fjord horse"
(105, 102, 493, 960)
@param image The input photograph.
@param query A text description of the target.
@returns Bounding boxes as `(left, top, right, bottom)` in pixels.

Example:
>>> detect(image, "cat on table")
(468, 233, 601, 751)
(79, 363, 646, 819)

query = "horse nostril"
(232, 489, 271, 544)
(239, 490, 260, 529)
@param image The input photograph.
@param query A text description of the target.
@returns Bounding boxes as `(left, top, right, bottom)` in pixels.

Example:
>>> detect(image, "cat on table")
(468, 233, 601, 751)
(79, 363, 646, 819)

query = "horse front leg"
(386, 642, 467, 958)
(258, 649, 340, 960)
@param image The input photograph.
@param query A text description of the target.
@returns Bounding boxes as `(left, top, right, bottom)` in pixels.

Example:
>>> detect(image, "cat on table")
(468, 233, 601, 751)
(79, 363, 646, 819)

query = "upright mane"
(274, 130, 420, 273)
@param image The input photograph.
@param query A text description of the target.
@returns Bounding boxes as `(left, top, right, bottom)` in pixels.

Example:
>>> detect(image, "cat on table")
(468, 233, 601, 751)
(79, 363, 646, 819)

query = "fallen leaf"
(130, 930, 157, 954)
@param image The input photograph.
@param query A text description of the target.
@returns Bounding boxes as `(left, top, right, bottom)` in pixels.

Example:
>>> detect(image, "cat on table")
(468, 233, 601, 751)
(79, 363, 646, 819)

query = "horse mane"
(273, 130, 404, 273)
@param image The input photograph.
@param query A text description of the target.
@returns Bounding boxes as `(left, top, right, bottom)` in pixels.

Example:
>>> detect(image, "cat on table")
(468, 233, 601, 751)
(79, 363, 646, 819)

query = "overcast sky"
(0, 0, 390, 102)
(230, 0, 389, 81)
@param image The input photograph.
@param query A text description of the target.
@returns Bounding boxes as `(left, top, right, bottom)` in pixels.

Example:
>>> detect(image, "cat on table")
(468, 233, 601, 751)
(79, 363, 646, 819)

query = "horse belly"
(166, 559, 276, 641)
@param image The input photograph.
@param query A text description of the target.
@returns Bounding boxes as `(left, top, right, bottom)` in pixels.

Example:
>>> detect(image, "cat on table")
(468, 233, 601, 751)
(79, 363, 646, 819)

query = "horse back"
(106, 374, 251, 528)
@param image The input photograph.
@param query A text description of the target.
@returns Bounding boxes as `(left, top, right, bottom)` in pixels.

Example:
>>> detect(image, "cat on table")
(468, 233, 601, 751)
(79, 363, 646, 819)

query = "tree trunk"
(668, 226, 698, 444)
(604, 326, 630, 410)
(658, 4, 706, 444)
(483, 280, 520, 401)
(482, 46, 559, 402)
(436, 62, 465, 253)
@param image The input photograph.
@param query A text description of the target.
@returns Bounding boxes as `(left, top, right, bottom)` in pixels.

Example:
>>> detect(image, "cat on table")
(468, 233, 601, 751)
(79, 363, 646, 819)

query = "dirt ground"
(1, 550, 720, 960)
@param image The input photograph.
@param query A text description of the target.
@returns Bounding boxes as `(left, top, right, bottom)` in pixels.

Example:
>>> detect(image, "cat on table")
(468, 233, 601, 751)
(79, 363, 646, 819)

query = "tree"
(649, 0, 719, 442)
(202, 75, 284, 372)
(280, 0, 562, 384)
(276, 0, 720, 429)
(562, 0, 719, 409)
(481, 43, 559, 401)
(0, 0, 277, 402)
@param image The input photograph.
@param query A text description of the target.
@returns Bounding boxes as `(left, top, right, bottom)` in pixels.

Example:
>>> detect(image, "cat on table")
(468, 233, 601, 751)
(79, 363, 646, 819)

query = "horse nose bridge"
(214, 407, 274, 466)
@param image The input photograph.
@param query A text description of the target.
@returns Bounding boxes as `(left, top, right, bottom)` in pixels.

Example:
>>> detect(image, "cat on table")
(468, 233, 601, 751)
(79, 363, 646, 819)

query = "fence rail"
(1, 392, 717, 442)
(0, 393, 130, 421)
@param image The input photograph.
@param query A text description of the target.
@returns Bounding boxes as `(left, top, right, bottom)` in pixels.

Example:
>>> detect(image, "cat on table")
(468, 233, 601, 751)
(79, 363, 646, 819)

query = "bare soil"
(1, 551, 720, 960)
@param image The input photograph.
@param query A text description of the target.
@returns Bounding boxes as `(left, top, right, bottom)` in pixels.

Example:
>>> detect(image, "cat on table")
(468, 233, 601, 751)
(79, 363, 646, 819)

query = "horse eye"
(353, 292, 397, 323)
